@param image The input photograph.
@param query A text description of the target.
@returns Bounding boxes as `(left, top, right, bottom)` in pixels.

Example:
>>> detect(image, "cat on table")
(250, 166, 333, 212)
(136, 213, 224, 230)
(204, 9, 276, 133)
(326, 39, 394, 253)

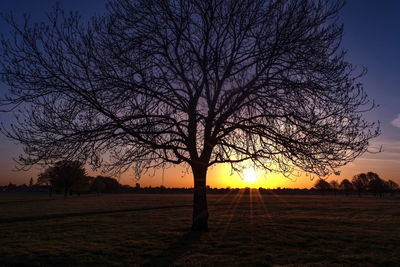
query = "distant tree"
(385, 179, 399, 195)
(330, 180, 339, 196)
(314, 179, 331, 195)
(39, 160, 87, 196)
(366, 172, 385, 198)
(37, 169, 53, 196)
(71, 176, 92, 196)
(29, 177, 33, 187)
(352, 173, 369, 196)
(18, 183, 28, 192)
(0, 0, 379, 230)
(91, 177, 106, 195)
(94, 176, 121, 193)
(5, 182, 17, 192)
(339, 179, 353, 196)
(37, 170, 50, 186)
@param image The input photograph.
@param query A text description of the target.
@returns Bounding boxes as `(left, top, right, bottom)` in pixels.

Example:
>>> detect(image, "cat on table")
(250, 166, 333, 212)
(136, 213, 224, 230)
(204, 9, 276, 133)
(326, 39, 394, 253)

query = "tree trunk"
(192, 165, 209, 231)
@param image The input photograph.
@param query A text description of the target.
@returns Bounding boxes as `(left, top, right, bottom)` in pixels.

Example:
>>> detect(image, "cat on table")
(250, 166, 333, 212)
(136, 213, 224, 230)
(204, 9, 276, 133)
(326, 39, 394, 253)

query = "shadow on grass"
(0, 202, 231, 224)
(0, 204, 192, 224)
(0, 193, 101, 205)
(145, 230, 203, 266)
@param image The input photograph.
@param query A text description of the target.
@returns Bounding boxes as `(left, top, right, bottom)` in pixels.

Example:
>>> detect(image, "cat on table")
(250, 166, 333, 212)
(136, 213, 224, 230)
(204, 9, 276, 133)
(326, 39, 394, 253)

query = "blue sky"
(0, 0, 399, 187)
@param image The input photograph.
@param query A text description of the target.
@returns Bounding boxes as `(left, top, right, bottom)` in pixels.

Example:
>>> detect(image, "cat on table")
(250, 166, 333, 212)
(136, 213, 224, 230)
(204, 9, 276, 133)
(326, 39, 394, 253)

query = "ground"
(0, 192, 399, 266)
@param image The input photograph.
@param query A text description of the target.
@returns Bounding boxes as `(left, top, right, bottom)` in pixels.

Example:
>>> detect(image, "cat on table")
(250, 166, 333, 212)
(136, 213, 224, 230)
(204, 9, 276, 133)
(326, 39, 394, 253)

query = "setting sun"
(243, 168, 257, 183)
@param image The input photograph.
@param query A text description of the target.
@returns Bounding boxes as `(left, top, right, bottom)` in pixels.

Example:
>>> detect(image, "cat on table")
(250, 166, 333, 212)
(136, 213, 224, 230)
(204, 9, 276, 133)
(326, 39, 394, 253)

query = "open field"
(0, 192, 399, 266)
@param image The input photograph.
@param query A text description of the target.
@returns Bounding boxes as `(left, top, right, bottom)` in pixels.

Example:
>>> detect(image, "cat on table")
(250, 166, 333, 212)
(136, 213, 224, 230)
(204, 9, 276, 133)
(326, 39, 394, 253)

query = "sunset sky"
(0, 0, 399, 188)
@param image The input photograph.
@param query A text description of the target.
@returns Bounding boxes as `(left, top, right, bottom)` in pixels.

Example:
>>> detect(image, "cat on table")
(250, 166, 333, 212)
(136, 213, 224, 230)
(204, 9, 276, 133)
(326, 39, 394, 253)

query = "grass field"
(0, 191, 399, 266)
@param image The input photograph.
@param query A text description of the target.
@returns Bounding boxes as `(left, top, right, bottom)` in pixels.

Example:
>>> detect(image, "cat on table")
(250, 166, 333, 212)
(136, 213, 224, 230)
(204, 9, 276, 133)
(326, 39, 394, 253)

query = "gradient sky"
(0, 0, 399, 188)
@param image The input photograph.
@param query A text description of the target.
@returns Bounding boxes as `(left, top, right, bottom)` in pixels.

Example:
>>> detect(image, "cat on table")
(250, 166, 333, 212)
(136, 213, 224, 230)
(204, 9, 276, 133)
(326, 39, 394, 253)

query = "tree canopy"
(38, 160, 87, 195)
(0, 0, 379, 230)
(314, 179, 331, 193)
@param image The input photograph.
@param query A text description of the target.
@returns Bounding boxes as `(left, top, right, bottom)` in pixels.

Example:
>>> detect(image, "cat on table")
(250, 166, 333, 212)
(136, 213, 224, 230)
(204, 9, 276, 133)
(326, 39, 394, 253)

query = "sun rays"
(209, 188, 291, 244)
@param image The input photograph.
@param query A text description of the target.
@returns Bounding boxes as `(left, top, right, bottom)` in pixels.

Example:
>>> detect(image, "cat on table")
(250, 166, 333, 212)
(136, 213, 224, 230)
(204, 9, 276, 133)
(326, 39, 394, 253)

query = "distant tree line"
(1, 164, 398, 197)
(37, 160, 125, 196)
(313, 172, 399, 197)
(0, 160, 124, 196)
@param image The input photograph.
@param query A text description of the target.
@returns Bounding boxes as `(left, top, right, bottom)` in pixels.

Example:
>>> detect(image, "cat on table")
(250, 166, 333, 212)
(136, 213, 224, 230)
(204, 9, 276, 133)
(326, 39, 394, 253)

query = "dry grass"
(0, 191, 399, 266)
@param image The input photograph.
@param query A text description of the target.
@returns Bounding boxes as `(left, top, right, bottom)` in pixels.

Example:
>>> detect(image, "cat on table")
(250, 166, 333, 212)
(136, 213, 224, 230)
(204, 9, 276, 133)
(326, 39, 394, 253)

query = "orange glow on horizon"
(2, 148, 399, 188)
(133, 163, 307, 189)
(209, 163, 296, 189)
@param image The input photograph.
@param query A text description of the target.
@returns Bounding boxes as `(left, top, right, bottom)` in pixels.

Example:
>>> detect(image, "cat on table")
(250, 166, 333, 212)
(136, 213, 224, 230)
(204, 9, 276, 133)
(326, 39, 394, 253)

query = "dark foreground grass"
(0, 192, 399, 266)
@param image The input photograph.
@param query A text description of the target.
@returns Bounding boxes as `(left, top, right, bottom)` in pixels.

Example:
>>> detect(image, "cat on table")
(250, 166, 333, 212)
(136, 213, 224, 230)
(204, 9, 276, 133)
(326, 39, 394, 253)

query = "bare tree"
(0, 0, 379, 230)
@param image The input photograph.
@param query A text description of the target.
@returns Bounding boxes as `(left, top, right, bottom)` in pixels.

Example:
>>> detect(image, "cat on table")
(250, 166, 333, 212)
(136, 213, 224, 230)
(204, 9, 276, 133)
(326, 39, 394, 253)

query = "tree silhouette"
(93, 176, 122, 193)
(70, 175, 92, 196)
(91, 177, 106, 195)
(366, 172, 385, 198)
(352, 173, 369, 196)
(330, 180, 339, 196)
(39, 160, 87, 196)
(314, 179, 331, 195)
(0, 0, 379, 230)
(386, 180, 399, 195)
(37, 168, 53, 196)
(339, 178, 353, 196)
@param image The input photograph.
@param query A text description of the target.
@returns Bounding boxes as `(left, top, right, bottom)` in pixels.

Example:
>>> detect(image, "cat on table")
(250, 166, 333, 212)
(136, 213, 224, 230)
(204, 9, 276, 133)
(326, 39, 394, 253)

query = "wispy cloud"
(360, 139, 400, 161)
(392, 114, 400, 128)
